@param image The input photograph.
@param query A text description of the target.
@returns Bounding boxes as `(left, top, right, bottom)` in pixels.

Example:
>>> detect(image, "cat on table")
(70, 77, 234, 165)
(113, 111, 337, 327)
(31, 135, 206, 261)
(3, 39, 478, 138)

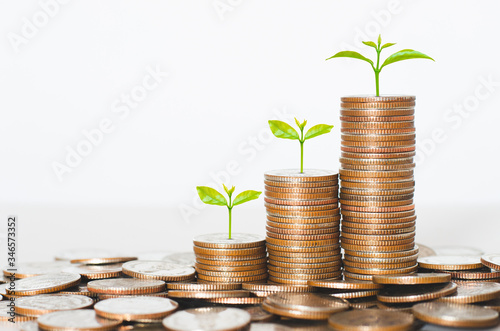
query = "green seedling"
(196, 184, 261, 239)
(268, 118, 333, 173)
(326, 34, 434, 96)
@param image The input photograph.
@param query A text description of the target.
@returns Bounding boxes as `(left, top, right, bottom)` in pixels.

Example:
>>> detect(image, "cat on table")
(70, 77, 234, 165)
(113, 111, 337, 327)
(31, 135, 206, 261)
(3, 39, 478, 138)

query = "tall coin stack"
(264, 169, 342, 285)
(339, 96, 418, 281)
(193, 233, 268, 284)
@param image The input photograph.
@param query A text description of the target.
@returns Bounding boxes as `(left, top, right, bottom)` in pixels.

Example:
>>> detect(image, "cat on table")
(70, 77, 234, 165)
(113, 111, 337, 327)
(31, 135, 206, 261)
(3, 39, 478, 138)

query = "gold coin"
(205, 297, 265, 305)
(437, 282, 500, 304)
(340, 187, 415, 196)
(195, 262, 267, 272)
(418, 256, 483, 271)
(341, 115, 415, 122)
(340, 156, 414, 166)
(196, 269, 267, 278)
(341, 121, 414, 130)
(341, 181, 415, 190)
(341, 128, 416, 134)
(342, 215, 417, 224)
(265, 202, 339, 211)
(264, 197, 339, 206)
(264, 179, 338, 188)
(343, 265, 418, 275)
(308, 279, 382, 290)
(341, 199, 413, 208)
(242, 282, 313, 292)
(267, 215, 340, 224)
(343, 260, 416, 270)
(268, 209, 340, 219)
(196, 273, 268, 283)
(340, 109, 415, 117)
(344, 247, 418, 258)
(265, 185, 338, 194)
(341, 163, 415, 171)
(266, 242, 339, 253)
(268, 248, 340, 258)
(342, 151, 416, 159)
(269, 254, 341, 264)
(264, 169, 338, 182)
(265, 191, 337, 200)
(266, 237, 339, 247)
(329, 290, 379, 300)
(341, 232, 415, 241)
(412, 301, 500, 329)
(269, 260, 341, 269)
(341, 210, 415, 219)
(372, 273, 451, 285)
(266, 232, 339, 241)
(167, 290, 250, 299)
(195, 256, 267, 266)
(340, 169, 414, 178)
(342, 226, 416, 236)
(166, 282, 241, 291)
(193, 233, 265, 249)
(70, 256, 137, 265)
(268, 265, 339, 275)
(266, 224, 338, 235)
(340, 193, 414, 201)
(193, 246, 266, 256)
(341, 101, 415, 109)
(341, 242, 416, 253)
(341, 132, 416, 141)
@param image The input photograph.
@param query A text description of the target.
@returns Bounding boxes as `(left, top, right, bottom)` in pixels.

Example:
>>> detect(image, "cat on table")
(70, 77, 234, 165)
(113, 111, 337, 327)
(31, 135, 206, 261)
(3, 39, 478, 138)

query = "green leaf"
(380, 49, 435, 69)
(223, 184, 235, 197)
(377, 35, 382, 46)
(381, 43, 396, 50)
(325, 51, 374, 66)
(294, 118, 301, 128)
(362, 41, 377, 49)
(196, 186, 227, 206)
(232, 190, 262, 206)
(300, 120, 307, 130)
(268, 120, 300, 140)
(304, 124, 334, 140)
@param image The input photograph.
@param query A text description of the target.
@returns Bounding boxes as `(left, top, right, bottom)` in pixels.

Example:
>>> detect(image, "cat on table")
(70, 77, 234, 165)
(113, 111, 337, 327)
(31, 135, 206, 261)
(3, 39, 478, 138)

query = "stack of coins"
(339, 96, 418, 280)
(264, 169, 341, 285)
(193, 233, 268, 284)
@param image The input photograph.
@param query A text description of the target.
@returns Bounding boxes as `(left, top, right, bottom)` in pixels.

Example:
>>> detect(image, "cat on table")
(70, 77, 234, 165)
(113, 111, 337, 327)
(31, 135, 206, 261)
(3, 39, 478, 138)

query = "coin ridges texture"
(6, 272, 81, 296)
(15, 294, 94, 317)
(87, 278, 165, 295)
(122, 261, 195, 281)
(37, 309, 122, 331)
(94, 297, 178, 322)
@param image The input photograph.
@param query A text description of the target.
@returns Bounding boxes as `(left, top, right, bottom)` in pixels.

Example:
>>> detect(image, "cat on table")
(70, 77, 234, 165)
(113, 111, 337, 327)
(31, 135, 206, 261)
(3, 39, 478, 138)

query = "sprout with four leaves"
(196, 184, 261, 239)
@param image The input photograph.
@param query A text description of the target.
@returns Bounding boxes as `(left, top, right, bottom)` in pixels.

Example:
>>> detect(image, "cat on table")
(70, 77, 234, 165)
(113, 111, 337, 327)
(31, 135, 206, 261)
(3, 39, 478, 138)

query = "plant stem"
(299, 127, 304, 173)
(228, 207, 232, 239)
(375, 46, 381, 97)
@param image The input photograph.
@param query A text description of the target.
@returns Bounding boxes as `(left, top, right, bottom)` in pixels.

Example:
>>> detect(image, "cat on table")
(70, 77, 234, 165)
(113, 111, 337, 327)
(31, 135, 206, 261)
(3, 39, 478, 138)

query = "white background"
(0, 0, 499, 263)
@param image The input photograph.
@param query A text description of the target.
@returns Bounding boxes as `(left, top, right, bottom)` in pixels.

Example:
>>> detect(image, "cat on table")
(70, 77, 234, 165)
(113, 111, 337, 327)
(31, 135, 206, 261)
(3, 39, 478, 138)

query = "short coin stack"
(339, 96, 418, 280)
(264, 169, 341, 285)
(193, 233, 268, 284)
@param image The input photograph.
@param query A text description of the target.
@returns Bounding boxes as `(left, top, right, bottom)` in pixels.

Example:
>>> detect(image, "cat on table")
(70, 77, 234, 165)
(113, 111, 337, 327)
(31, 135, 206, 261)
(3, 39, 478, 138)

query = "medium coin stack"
(193, 233, 268, 284)
(339, 96, 418, 280)
(264, 169, 341, 285)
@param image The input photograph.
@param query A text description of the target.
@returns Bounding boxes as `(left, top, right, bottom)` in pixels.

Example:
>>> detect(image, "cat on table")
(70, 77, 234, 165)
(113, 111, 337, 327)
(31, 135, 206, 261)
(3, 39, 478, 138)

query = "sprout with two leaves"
(268, 118, 333, 173)
(326, 35, 434, 96)
(196, 185, 261, 239)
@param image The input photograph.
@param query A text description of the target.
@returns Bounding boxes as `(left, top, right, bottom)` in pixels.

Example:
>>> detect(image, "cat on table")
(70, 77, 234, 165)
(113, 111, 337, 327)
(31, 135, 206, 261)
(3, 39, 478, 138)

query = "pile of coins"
(264, 169, 341, 285)
(339, 96, 418, 280)
(193, 233, 268, 284)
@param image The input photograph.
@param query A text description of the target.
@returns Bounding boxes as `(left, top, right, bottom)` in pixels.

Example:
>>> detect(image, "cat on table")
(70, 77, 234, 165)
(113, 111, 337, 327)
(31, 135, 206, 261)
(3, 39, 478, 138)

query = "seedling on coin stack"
(193, 185, 268, 285)
(325, 35, 434, 281)
(264, 118, 342, 285)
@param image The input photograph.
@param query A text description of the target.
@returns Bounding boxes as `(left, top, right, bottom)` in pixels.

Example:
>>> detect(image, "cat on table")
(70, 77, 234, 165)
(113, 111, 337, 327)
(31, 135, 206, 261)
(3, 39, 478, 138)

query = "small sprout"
(269, 118, 333, 173)
(196, 185, 261, 239)
(326, 34, 434, 96)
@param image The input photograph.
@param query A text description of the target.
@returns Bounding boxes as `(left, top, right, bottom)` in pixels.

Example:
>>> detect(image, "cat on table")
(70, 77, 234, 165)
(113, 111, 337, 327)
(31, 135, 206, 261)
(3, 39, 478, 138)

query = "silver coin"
(418, 255, 482, 269)
(0, 301, 35, 321)
(63, 264, 123, 278)
(94, 297, 178, 321)
(162, 252, 196, 267)
(37, 309, 121, 330)
(265, 293, 349, 313)
(8, 273, 81, 295)
(2, 261, 72, 278)
(415, 243, 436, 258)
(194, 233, 265, 245)
(412, 302, 499, 328)
(122, 261, 195, 280)
(249, 324, 292, 331)
(265, 169, 337, 180)
(87, 278, 165, 294)
(20, 321, 40, 331)
(15, 294, 94, 316)
(437, 282, 500, 304)
(434, 246, 484, 256)
(162, 307, 251, 331)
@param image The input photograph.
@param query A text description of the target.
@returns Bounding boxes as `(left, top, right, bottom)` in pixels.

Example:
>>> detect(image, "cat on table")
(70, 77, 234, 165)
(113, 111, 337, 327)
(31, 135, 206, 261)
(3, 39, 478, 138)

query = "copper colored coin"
(418, 256, 483, 271)
(443, 268, 500, 280)
(243, 306, 277, 322)
(267, 221, 339, 231)
(265, 185, 338, 194)
(242, 283, 313, 292)
(340, 109, 415, 117)
(62, 264, 123, 280)
(340, 115, 415, 122)
(3, 261, 72, 279)
(340, 199, 413, 208)
(343, 260, 416, 270)
(341, 151, 416, 159)
(266, 237, 338, 247)
(341, 95, 416, 103)
(341, 101, 415, 109)
(205, 297, 265, 305)
(267, 215, 340, 224)
(93, 297, 178, 322)
(341, 121, 414, 130)
(341, 146, 416, 154)
(344, 254, 418, 265)
(265, 202, 339, 211)
(162, 307, 251, 331)
(437, 282, 500, 304)
(195, 262, 267, 272)
(269, 254, 341, 264)
(268, 265, 339, 275)
(193, 246, 266, 256)
(340, 187, 415, 196)
(343, 271, 375, 282)
(268, 270, 341, 280)
(266, 225, 337, 235)
(269, 260, 341, 269)
(195, 256, 267, 266)
(341, 232, 415, 241)
(372, 273, 451, 285)
(266, 232, 339, 241)
(167, 290, 250, 299)
(264, 197, 338, 206)
(340, 169, 414, 178)
(377, 282, 458, 303)
(341, 128, 416, 135)
(341, 181, 415, 191)
(264, 169, 338, 182)
(262, 293, 349, 320)
(265, 191, 337, 200)
(196, 269, 267, 278)
(341, 237, 414, 246)
(193, 233, 265, 249)
(481, 254, 500, 270)
(37, 309, 122, 331)
(344, 247, 419, 259)
(308, 279, 382, 290)
(267, 209, 339, 219)
(478, 298, 500, 312)
(87, 278, 165, 295)
(340, 157, 414, 166)
(328, 309, 414, 331)
(342, 218, 416, 228)
(122, 261, 195, 282)
(329, 290, 379, 300)
(343, 265, 418, 276)
(412, 301, 499, 328)
(196, 273, 268, 283)
(269, 275, 341, 286)
(340, 163, 416, 171)
(166, 282, 241, 291)
(342, 226, 416, 235)
(14, 294, 94, 317)
(264, 179, 338, 188)
(6, 273, 81, 296)
(341, 210, 415, 219)
(267, 246, 340, 256)
(341, 176, 414, 184)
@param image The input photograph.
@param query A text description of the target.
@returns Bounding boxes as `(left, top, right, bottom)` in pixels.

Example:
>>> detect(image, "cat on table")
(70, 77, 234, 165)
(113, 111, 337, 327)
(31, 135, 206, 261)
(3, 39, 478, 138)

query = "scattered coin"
(418, 255, 483, 270)
(37, 309, 122, 331)
(372, 273, 451, 285)
(377, 282, 458, 303)
(94, 297, 178, 322)
(3, 261, 72, 279)
(481, 253, 500, 270)
(205, 297, 265, 305)
(162, 307, 251, 331)
(412, 301, 499, 328)
(122, 261, 195, 282)
(6, 273, 81, 296)
(307, 279, 382, 290)
(168, 290, 250, 299)
(63, 264, 123, 280)
(161, 252, 196, 267)
(0, 301, 36, 322)
(15, 294, 94, 317)
(328, 309, 414, 331)
(437, 282, 500, 304)
(433, 246, 484, 256)
(243, 306, 277, 323)
(87, 278, 165, 295)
